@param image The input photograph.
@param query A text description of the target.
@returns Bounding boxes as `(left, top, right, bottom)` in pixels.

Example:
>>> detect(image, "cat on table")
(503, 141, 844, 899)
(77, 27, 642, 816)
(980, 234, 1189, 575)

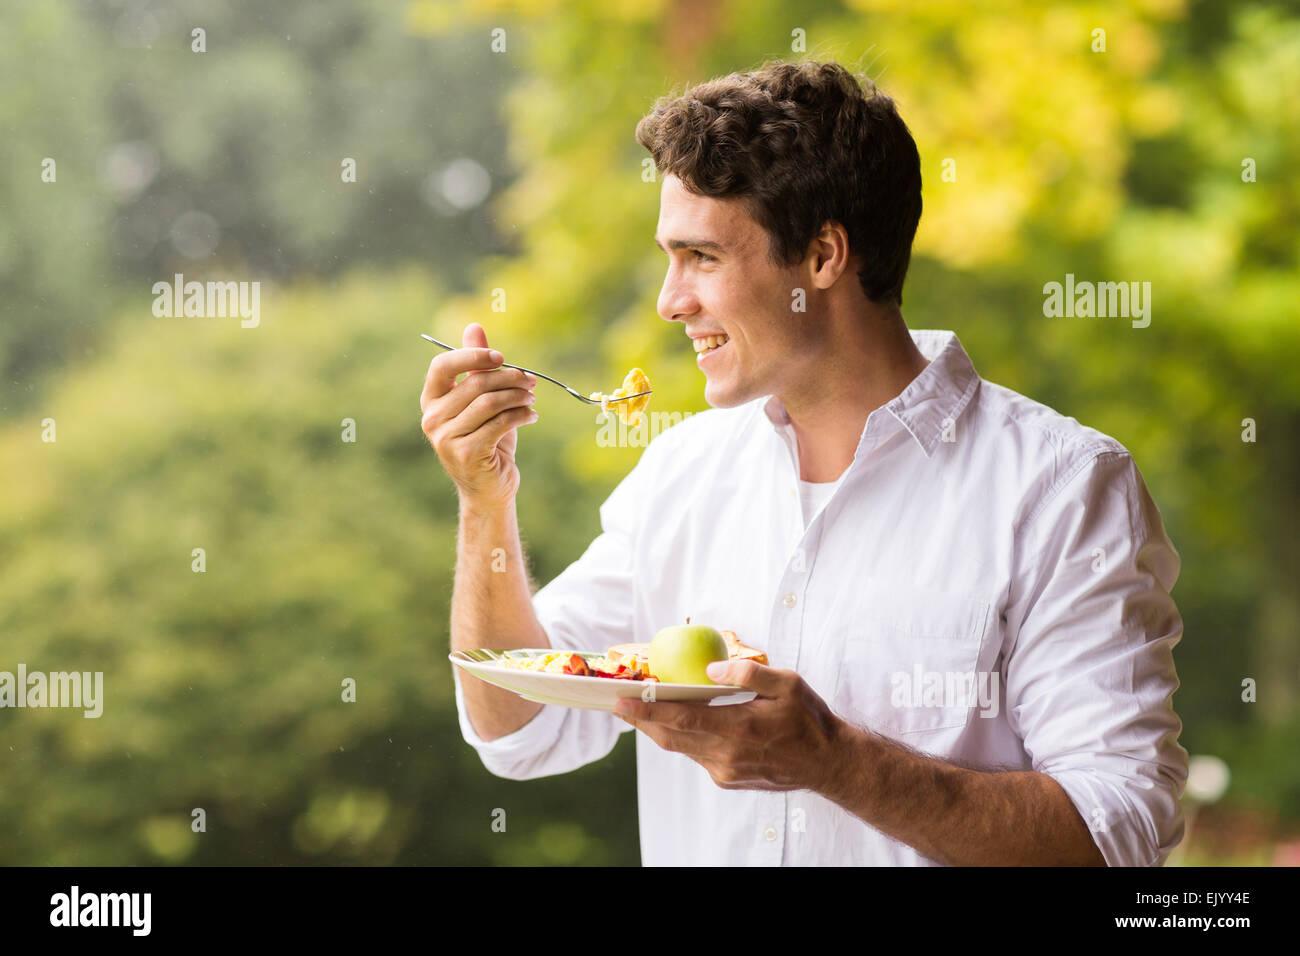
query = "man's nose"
(657, 267, 697, 323)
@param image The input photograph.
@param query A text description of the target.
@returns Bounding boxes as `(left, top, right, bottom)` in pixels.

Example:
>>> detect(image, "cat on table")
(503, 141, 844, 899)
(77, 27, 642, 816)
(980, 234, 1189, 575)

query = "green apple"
(649, 623, 729, 685)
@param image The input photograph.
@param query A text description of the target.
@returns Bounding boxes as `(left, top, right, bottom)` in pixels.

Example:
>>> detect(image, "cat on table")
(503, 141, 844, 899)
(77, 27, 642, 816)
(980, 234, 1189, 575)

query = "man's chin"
(702, 379, 752, 409)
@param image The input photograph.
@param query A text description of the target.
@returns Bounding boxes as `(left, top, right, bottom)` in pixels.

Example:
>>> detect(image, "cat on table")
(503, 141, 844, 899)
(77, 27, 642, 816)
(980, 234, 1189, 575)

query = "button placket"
(752, 792, 787, 864)
(784, 516, 825, 675)
(770, 544, 810, 670)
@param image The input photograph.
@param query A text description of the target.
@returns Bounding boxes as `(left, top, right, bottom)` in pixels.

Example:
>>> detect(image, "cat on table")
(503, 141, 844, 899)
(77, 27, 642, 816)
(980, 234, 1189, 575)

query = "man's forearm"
(818, 721, 1106, 866)
(451, 497, 549, 742)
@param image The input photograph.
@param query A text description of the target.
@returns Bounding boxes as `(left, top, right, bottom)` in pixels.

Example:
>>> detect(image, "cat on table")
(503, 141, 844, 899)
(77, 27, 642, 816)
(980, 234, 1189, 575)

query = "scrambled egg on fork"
(589, 368, 652, 425)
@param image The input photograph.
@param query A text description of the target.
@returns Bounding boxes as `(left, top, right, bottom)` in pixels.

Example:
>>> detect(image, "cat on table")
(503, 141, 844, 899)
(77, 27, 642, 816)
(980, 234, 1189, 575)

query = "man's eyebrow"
(653, 236, 727, 254)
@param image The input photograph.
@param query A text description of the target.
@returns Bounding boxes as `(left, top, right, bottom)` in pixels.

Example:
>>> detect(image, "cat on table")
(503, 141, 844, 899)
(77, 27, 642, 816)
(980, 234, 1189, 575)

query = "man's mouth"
(694, 333, 730, 361)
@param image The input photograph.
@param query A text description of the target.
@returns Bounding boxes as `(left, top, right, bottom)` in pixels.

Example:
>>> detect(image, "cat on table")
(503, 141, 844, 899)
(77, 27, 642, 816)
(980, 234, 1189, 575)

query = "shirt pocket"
(832, 583, 992, 737)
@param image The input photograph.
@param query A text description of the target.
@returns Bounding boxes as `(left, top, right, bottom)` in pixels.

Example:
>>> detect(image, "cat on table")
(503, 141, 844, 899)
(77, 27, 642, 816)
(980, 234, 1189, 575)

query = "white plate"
(450, 648, 756, 711)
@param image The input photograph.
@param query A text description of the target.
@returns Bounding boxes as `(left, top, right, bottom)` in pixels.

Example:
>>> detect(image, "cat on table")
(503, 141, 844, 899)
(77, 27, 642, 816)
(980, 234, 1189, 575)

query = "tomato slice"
(562, 654, 591, 676)
(560, 656, 648, 680)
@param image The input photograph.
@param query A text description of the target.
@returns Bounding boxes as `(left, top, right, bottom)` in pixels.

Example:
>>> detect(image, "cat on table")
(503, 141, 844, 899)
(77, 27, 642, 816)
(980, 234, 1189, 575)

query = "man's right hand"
(420, 323, 538, 509)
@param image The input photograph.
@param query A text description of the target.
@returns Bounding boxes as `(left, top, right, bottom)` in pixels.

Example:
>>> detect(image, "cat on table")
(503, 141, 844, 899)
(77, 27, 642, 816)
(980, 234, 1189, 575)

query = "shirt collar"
(762, 329, 980, 460)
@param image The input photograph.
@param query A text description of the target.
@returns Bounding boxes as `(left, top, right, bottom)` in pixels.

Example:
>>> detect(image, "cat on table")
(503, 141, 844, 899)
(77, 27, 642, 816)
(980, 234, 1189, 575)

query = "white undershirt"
(798, 474, 845, 528)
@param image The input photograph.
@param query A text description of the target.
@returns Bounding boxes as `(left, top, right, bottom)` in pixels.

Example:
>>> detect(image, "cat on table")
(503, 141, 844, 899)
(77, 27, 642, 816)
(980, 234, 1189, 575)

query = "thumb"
(461, 323, 499, 375)
(462, 322, 489, 350)
(706, 659, 782, 695)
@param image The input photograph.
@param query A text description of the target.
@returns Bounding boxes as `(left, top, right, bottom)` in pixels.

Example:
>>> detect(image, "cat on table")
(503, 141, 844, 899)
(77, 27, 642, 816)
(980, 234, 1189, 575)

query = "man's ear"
(808, 221, 853, 290)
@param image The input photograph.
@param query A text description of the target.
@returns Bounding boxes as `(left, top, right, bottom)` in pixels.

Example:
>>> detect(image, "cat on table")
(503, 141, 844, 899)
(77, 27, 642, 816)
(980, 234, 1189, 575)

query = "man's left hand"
(613, 660, 846, 793)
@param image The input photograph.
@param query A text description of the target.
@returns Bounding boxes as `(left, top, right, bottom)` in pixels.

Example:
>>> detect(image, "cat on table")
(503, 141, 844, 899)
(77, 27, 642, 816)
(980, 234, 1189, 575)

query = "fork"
(420, 334, 652, 406)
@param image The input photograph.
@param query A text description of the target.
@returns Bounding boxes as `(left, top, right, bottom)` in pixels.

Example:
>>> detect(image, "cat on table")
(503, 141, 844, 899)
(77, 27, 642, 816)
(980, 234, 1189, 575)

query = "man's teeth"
(693, 334, 730, 354)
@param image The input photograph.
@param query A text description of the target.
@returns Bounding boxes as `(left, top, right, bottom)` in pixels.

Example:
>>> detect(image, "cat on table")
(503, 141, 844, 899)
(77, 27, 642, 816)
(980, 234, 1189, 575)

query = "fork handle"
(420, 333, 527, 372)
(420, 333, 598, 401)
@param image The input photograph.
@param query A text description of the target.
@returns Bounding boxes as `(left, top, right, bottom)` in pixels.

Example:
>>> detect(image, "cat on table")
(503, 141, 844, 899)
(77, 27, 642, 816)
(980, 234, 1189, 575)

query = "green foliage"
(0, 268, 642, 864)
(0, 0, 516, 417)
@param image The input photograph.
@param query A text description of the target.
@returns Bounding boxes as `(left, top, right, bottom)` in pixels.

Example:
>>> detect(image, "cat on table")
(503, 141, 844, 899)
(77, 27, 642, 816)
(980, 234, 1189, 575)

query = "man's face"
(654, 174, 808, 408)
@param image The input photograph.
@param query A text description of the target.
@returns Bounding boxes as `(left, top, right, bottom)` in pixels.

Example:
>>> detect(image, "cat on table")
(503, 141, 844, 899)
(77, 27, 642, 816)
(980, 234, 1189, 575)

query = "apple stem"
(686, 616, 690, 625)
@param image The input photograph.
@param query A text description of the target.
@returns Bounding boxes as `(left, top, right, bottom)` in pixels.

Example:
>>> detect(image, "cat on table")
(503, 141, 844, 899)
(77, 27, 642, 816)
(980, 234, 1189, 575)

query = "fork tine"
(604, 390, 653, 402)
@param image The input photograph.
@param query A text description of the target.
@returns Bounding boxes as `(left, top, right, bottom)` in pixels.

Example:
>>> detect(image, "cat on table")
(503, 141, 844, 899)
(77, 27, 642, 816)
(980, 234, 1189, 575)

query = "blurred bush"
(0, 268, 643, 864)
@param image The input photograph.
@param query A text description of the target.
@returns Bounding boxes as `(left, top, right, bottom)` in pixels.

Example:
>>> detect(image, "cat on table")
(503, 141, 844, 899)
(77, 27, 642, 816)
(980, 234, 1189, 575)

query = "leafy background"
(0, 0, 1296, 864)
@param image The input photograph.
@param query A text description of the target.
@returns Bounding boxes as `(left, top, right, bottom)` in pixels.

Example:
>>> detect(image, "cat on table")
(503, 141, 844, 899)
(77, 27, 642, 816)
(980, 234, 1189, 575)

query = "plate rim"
(448, 648, 746, 692)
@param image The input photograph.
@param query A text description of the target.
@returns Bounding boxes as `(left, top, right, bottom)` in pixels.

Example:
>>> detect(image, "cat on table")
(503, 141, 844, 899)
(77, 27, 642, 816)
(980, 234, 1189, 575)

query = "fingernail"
(524, 373, 537, 385)
(489, 349, 503, 363)
(706, 661, 729, 681)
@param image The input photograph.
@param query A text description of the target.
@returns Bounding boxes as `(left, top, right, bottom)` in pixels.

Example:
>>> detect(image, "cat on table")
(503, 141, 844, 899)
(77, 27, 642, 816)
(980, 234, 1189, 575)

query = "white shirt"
(452, 329, 1188, 866)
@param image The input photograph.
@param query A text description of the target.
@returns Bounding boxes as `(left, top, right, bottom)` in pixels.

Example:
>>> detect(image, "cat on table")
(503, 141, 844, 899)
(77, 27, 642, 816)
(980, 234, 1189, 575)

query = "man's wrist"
(459, 494, 515, 523)
(812, 717, 918, 831)
(812, 713, 874, 807)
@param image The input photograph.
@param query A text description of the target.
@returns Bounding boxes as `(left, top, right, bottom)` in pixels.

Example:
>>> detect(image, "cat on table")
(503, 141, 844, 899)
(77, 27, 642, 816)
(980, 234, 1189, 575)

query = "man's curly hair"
(636, 59, 922, 308)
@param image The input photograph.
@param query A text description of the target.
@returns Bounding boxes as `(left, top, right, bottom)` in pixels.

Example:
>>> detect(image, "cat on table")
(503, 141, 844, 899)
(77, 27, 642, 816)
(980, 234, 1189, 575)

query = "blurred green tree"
(0, 268, 641, 864)
(0, 0, 518, 417)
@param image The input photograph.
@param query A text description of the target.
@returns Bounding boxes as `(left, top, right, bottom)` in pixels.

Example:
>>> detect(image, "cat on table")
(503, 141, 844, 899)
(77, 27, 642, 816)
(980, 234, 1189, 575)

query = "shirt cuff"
(1049, 764, 1185, 867)
(451, 662, 568, 777)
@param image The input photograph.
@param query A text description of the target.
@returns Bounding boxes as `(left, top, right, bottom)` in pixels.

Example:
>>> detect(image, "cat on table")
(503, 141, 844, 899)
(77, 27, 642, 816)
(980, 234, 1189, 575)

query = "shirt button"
(763, 826, 778, 842)
(782, 593, 797, 608)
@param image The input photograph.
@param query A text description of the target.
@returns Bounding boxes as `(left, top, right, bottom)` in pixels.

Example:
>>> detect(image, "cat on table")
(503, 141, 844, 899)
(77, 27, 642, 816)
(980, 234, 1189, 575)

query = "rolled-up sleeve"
(1005, 448, 1189, 867)
(453, 429, 672, 780)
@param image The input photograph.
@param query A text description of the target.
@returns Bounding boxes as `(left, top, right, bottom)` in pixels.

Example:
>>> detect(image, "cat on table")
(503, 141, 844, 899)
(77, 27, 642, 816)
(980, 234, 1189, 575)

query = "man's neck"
(782, 318, 930, 483)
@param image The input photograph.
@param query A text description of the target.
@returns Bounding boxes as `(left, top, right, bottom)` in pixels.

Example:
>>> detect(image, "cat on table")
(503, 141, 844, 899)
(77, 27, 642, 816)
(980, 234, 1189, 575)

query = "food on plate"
(608, 630, 767, 670)
(498, 626, 766, 684)
(499, 650, 654, 681)
(589, 367, 652, 425)
(721, 629, 768, 664)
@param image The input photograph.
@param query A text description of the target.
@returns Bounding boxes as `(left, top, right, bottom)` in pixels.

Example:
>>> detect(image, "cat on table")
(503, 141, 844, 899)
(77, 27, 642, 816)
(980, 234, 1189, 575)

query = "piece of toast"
(720, 629, 768, 664)
(603, 643, 647, 667)
(607, 630, 768, 667)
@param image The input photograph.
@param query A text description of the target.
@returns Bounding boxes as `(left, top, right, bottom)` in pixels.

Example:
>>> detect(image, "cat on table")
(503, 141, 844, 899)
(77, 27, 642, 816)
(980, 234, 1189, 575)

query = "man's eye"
(692, 250, 714, 262)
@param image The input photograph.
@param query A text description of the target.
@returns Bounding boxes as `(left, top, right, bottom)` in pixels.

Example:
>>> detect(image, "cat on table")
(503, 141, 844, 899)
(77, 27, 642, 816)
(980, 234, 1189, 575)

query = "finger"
(437, 366, 536, 422)
(461, 323, 494, 380)
(448, 403, 538, 451)
(462, 322, 487, 351)
(421, 346, 504, 408)
(621, 715, 713, 758)
(616, 698, 729, 735)
(633, 732, 749, 789)
(443, 386, 537, 441)
(704, 659, 789, 697)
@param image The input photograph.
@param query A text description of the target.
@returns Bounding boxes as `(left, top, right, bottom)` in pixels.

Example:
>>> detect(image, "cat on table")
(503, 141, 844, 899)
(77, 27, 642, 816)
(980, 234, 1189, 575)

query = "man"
(420, 59, 1188, 866)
